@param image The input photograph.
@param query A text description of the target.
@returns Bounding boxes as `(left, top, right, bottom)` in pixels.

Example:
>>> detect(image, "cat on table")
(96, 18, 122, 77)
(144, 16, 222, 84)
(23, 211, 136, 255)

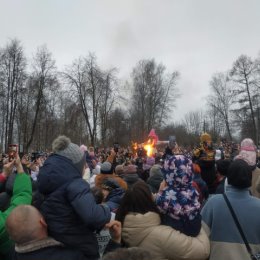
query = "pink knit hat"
(236, 138, 256, 166)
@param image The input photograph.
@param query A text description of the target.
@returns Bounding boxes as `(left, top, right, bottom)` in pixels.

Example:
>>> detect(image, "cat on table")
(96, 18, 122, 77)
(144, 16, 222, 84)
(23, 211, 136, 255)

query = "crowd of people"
(0, 133, 260, 260)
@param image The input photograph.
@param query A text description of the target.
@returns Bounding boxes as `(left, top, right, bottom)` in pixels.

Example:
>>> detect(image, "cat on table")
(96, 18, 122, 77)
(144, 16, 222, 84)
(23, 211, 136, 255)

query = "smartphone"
(8, 144, 18, 162)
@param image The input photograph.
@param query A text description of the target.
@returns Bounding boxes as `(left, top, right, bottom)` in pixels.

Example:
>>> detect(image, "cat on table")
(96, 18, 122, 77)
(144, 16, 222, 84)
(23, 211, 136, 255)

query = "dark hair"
(103, 247, 151, 260)
(91, 187, 104, 204)
(228, 159, 252, 189)
(116, 181, 160, 224)
(216, 159, 231, 176)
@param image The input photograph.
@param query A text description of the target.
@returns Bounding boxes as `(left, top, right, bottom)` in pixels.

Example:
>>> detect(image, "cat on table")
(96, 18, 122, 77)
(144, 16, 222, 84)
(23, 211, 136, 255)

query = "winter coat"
(193, 173, 209, 202)
(95, 174, 127, 190)
(105, 188, 125, 213)
(122, 211, 210, 260)
(202, 186, 260, 260)
(37, 154, 111, 259)
(12, 237, 87, 260)
(251, 167, 260, 198)
(0, 173, 32, 259)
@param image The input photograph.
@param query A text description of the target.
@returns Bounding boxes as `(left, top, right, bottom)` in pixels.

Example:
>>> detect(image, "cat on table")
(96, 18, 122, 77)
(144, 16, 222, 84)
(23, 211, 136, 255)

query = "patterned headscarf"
(156, 155, 200, 221)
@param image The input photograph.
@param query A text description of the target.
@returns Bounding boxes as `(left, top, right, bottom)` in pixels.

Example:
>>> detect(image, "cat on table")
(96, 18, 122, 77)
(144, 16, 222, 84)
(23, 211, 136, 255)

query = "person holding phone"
(0, 153, 32, 260)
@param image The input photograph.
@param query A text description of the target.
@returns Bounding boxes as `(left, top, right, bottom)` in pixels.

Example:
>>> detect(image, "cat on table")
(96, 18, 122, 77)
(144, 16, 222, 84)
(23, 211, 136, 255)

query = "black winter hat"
(227, 159, 252, 189)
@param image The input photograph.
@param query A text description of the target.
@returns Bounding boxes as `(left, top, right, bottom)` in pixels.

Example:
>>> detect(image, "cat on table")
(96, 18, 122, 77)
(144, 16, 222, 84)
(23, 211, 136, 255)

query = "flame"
(144, 138, 154, 157)
(132, 138, 156, 157)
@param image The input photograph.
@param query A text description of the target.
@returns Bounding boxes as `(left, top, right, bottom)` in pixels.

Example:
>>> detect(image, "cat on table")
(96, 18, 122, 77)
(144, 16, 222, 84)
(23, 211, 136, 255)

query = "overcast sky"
(1, 0, 260, 122)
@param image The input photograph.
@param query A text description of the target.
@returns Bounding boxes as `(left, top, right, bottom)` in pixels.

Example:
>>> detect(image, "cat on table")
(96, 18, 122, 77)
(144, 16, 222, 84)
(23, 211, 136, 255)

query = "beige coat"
(122, 212, 210, 260)
(253, 167, 260, 197)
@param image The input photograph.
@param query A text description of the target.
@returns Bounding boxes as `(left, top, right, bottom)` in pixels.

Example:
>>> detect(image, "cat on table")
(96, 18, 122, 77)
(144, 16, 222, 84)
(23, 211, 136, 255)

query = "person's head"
(200, 132, 212, 149)
(52, 135, 86, 175)
(123, 164, 137, 175)
(99, 154, 105, 163)
(6, 205, 48, 244)
(163, 155, 193, 188)
(236, 138, 257, 168)
(91, 186, 104, 204)
(79, 144, 88, 153)
(149, 165, 162, 178)
(103, 247, 151, 260)
(216, 159, 231, 176)
(116, 181, 159, 224)
(227, 159, 252, 189)
(100, 161, 113, 174)
(101, 178, 121, 199)
(115, 165, 124, 176)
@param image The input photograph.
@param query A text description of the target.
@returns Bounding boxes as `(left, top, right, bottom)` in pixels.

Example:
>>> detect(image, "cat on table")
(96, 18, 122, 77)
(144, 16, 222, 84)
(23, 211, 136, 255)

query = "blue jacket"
(37, 154, 111, 259)
(105, 188, 124, 213)
(202, 186, 260, 260)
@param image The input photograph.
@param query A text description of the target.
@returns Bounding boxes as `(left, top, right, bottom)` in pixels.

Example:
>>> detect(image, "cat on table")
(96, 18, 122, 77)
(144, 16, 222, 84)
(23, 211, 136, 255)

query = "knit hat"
(100, 162, 113, 174)
(52, 136, 85, 174)
(80, 145, 88, 153)
(115, 165, 124, 176)
(92, 165, 101, 175)
(149, 165, 162, 178)
(236, 138, 256, 167)
(123, 164, 137, 175)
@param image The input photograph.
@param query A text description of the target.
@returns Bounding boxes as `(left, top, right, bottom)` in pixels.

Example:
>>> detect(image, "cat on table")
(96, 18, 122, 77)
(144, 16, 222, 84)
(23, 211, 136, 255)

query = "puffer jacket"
(122, 212, 210, 260)
(105, 188, 125, 213)
(37, 154, 111, 260)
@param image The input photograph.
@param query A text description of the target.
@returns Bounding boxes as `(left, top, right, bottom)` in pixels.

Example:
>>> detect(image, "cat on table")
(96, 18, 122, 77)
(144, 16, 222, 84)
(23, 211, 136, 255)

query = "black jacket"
(14, 247, 86, 260)
(37, 154, 111, 259)
(12, 237, 121, 260)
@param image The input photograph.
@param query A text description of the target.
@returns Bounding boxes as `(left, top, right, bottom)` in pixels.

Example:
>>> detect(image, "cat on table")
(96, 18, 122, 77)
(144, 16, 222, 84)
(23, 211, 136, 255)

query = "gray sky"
(1, 0, 260, 122)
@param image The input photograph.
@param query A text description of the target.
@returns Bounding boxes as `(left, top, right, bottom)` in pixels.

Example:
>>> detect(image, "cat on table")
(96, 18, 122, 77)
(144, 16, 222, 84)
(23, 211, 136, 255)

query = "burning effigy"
(132, 129, 173, 157)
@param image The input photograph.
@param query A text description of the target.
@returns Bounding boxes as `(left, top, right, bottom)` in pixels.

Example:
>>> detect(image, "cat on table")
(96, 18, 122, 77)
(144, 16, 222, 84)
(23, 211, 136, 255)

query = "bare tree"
(183, 110, 204, 135)
(99, 69, 117, 145)
(230, 55, 260, 142)
(26, 45, 57, 151)
(63, 53, 114, 146)
(130, 59, 179, 141)
(208, 72, 234, 140)
(0, 39, 26, 150)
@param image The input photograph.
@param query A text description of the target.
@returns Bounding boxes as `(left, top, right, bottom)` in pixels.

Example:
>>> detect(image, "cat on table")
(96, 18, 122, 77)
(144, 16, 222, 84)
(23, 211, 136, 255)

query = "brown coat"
(253, 167, 260, 198)
(95, 174, 128, 190)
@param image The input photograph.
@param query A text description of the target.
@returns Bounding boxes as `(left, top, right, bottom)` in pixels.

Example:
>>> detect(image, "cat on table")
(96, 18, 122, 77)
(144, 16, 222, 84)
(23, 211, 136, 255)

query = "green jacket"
(0, 173, 32, 259)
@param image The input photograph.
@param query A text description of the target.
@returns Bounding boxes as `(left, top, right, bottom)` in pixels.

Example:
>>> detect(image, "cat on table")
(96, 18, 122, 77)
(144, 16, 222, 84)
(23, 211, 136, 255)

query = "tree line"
(0, 38, 259, 152)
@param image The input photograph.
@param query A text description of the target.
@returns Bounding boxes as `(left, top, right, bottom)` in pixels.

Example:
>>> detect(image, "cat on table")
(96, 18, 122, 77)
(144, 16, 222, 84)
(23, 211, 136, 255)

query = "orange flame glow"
(144, 138, 155, 157)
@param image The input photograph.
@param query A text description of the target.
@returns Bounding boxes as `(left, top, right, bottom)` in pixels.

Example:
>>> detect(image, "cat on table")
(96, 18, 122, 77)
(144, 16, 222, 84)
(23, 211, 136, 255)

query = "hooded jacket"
(122, 211, 210, 260)
(37, 154, 111, 259)
(105, 187, 125, 213)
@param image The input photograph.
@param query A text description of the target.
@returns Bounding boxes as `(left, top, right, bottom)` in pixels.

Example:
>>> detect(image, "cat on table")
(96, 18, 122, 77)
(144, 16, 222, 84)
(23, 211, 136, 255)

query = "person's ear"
(39, 217, 47, 228)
